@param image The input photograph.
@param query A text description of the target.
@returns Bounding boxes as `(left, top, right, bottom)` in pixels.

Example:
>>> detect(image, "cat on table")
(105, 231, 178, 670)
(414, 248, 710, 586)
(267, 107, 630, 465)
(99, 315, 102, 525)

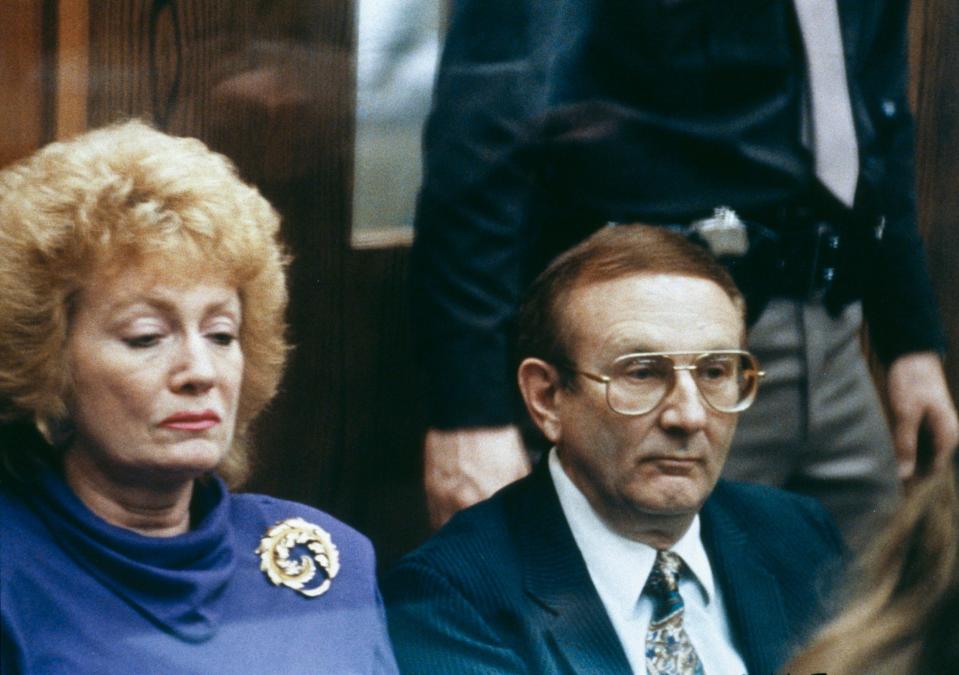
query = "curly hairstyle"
(0, 120, 290, 487)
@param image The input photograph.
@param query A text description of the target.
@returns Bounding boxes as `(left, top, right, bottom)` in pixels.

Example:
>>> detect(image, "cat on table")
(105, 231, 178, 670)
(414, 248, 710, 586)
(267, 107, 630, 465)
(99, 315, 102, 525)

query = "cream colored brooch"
(256, 517, 340, 598)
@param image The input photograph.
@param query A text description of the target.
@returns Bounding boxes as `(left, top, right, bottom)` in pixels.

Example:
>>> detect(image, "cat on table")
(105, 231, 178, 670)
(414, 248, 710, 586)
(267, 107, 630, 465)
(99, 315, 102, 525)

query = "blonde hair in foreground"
(787, 465, 959, 673)
(0, 120, 290, 487)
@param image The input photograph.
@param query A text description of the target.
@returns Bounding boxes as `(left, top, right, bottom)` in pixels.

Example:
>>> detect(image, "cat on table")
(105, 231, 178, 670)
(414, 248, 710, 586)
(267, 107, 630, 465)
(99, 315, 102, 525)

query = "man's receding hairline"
(555, 269, 747, 360)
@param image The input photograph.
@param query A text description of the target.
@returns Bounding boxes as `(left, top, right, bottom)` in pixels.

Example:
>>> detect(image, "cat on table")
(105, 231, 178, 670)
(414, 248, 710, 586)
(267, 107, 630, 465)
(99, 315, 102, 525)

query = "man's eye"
(124, 334, 162, 348)
(621, 360, 668, 381)
(698, 358, 736, 380)
(208, 332, 237, 346)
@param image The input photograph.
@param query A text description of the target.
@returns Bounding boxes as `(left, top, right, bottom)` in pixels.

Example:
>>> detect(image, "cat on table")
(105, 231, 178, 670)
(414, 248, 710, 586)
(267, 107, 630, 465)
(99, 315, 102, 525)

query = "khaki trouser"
(725, 300, 900, 551)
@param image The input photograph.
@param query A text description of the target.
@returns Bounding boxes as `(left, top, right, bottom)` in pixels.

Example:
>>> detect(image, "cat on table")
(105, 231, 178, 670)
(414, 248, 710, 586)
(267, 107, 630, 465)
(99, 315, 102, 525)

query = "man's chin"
(627, 476, 708, 516)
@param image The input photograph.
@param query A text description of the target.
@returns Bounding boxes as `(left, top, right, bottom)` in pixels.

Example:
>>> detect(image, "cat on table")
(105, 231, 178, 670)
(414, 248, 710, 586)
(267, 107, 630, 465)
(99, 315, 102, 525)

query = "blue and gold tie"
(645, 550, 705, 675)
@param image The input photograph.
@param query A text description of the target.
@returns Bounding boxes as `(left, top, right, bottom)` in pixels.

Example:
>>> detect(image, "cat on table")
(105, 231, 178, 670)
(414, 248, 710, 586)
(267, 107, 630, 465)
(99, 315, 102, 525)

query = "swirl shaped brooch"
(256, 517, 340, 598)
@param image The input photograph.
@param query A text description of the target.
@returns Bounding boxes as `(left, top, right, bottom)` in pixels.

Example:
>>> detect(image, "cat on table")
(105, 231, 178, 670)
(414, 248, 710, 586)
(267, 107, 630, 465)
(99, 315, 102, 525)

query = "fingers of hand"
(423, 426, 531, 529)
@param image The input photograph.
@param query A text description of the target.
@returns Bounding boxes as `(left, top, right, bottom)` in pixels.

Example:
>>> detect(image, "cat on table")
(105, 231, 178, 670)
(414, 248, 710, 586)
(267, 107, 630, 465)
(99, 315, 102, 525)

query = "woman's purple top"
(1, 470, 398, 674)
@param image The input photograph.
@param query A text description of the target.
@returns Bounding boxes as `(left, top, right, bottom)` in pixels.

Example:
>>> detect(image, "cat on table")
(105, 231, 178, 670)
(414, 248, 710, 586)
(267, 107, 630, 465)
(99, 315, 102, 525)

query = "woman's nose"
(169, 334, 216, 394)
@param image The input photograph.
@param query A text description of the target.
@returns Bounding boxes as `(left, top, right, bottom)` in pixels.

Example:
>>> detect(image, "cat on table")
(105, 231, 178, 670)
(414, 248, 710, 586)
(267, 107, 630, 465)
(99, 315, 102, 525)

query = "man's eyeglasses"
(571, 350, 765, 416)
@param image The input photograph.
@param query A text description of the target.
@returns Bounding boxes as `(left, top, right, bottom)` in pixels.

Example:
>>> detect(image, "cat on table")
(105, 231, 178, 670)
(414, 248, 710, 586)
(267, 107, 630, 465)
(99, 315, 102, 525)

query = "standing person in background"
(412, 0, 958, 542)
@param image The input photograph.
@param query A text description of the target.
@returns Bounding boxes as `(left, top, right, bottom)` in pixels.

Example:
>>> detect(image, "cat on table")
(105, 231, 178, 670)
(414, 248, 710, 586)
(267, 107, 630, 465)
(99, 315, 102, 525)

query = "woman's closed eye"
(123, 334, 164, 348)
(206, 331, 238, 347)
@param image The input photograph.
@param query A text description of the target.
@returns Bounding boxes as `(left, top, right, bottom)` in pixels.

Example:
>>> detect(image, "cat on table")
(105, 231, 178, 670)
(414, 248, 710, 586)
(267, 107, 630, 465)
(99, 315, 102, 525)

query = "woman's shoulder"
(227, 491, 375, 563)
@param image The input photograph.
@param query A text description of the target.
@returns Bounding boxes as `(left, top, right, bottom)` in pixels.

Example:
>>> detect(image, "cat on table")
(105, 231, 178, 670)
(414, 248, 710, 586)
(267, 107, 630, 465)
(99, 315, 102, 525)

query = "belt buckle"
(689, 207, 749, 257)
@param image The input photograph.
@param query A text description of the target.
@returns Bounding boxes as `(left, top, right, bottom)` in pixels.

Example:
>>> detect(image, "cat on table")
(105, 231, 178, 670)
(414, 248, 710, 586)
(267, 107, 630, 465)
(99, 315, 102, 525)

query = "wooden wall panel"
(54, 0, 89, 138)
(83, 1, 358, 521)
(911, 1, 959, 402)
(342, 247, 430, 565)
(0, 0, 54, 167)
(2, 0, 428, 567)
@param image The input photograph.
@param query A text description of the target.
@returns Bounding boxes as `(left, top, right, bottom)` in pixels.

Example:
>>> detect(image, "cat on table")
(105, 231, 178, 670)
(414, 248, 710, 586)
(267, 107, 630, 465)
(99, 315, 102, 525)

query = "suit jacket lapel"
(701, 490, 792, 674)
(514, 462, 633, 674)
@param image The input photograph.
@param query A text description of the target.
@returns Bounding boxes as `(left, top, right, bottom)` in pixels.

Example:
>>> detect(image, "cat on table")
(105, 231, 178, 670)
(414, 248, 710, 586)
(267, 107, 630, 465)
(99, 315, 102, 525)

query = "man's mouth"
(643, 455, 702, 474)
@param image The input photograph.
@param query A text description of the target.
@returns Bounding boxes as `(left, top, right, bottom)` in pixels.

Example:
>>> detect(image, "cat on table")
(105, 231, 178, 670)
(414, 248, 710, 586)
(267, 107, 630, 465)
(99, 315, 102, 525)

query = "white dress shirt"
(548, 449, 747, 675)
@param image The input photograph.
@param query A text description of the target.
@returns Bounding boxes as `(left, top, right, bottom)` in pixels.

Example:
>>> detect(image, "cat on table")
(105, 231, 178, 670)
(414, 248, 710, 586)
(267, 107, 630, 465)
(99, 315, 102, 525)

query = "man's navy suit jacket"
(383, 462, 844, 674)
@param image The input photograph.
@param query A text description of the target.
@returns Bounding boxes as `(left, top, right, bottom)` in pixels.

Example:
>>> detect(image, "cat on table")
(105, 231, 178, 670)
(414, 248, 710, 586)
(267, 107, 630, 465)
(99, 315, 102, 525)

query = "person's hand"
(886, 352, 959, 480)
(423, 425, 531, 529)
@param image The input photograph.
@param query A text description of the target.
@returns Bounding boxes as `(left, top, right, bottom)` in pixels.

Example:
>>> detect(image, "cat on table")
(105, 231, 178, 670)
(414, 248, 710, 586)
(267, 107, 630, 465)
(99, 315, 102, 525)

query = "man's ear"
(517, 358, 563, 444)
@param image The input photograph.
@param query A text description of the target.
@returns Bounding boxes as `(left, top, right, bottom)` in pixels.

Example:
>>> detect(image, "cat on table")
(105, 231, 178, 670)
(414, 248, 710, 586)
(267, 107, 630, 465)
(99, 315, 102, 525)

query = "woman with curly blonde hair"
(0, 121, 397, 674)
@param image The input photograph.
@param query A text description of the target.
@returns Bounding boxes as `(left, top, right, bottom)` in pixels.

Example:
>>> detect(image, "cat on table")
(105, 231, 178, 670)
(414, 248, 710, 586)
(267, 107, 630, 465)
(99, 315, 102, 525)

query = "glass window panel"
(352, 0, 440, 246)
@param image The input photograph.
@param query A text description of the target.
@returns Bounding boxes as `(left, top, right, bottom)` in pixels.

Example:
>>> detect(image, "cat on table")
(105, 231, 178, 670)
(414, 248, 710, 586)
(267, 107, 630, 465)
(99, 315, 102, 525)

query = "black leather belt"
(744, 220, 843, 301)
(642, 203, 870, 324)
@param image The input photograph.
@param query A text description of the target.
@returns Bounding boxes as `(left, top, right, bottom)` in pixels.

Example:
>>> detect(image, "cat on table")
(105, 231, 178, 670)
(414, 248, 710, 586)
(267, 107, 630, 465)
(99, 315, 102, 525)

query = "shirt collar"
(548, 448, 715, 619)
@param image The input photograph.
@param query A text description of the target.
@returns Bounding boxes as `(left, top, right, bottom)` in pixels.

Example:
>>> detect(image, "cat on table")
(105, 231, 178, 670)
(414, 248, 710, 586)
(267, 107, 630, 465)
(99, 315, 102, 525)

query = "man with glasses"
(385, 225, 843, 674)
(413, 0, 958, 552)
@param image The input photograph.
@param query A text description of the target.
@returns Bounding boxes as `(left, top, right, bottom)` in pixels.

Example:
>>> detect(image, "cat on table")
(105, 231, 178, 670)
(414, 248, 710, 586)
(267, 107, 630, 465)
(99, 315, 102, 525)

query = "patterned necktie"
(644, 550, 705, 675)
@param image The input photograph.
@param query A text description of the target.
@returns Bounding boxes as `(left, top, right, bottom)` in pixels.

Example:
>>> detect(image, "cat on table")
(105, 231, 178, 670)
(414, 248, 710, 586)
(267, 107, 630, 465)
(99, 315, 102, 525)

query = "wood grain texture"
(2, 0, 430, 566)
(55, 0, 89, 138)
(84, 0, 359, 520)
(341, 247, 430, 566)
(911, 0, 959, 401)
(0, 0, 51, 166)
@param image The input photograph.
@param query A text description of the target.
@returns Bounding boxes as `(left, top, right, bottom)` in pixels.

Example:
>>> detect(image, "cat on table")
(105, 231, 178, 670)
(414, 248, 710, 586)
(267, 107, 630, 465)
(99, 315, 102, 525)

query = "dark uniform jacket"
(412, 0, 944, 428)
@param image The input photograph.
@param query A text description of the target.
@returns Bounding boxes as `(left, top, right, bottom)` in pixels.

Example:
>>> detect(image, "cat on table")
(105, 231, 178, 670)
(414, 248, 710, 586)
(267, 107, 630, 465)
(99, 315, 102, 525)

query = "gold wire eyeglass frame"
(571, 349, 766, 416)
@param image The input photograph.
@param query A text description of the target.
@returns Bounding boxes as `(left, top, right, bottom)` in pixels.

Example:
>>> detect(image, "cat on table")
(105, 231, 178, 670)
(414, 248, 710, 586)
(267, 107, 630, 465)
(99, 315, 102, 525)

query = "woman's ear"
(517, 358, 563, 444)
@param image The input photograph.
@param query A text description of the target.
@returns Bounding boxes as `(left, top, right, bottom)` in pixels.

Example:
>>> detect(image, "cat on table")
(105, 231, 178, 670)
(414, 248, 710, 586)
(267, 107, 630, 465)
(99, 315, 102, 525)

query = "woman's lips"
(159, 410, 221, 431)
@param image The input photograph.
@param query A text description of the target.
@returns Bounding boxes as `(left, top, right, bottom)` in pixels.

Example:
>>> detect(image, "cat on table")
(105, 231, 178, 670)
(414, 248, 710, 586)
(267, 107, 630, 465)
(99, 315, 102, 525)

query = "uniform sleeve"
(857, 0, 946, 362)
(411, 0, 555, 428)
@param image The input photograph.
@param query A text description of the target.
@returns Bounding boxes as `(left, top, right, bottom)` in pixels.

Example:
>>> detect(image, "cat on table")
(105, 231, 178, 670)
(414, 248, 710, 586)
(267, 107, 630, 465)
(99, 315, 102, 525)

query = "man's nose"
(659, 370, 708, 432)
(169, 334, 216, 394)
